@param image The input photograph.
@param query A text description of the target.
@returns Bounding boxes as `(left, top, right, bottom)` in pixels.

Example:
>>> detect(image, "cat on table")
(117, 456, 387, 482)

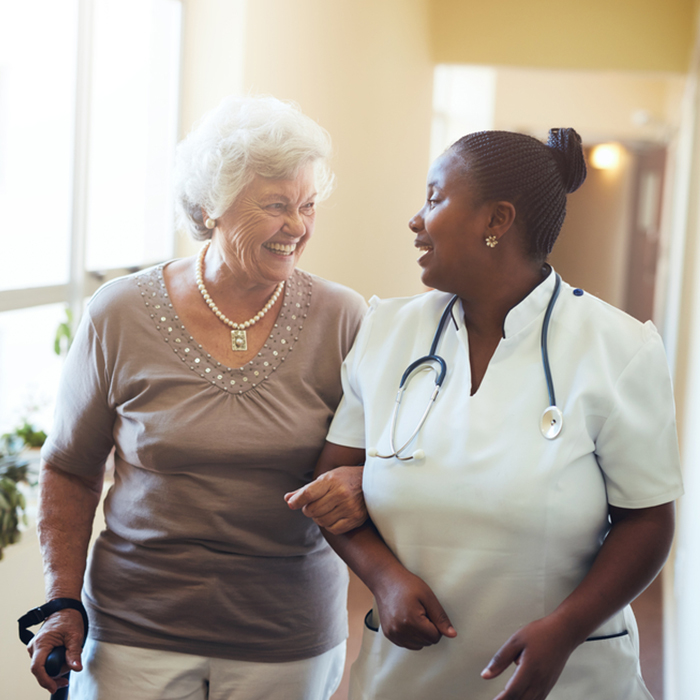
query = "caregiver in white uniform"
(292, 128, 683, 700)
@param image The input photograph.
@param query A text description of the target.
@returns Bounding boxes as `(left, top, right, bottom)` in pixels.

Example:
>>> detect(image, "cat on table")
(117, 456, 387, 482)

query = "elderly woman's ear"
(484, 200, 517, 244)
(200, 209, 217, 230)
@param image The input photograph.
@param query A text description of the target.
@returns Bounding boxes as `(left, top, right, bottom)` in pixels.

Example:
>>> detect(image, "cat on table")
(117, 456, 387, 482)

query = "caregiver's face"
(409, 149, 492, 295)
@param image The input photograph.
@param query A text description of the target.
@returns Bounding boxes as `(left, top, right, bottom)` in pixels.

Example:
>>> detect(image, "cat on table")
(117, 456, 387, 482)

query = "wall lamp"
(590, 143, 622, 170)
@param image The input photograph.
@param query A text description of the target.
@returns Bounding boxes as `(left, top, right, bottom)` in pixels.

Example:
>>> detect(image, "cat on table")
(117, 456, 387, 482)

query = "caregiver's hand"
(285, 465, 367, 534)
(374, 566, 457, 650)
(481, 615, 577, 700)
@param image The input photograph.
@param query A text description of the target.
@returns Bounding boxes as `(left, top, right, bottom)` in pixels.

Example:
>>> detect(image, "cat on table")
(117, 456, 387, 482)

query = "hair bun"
(547, 128, 587, 194)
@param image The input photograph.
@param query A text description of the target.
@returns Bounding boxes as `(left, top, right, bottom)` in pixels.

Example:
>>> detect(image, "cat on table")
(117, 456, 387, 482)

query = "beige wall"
(178, 0, 434, 301)
(430, 0, 695, 71)
(1, 522, 48, 700)
(179, 0, 247, 130)
(494, 69, 685, 143)
(0, 476, 107, 700)
(489, 69, 684, 311)
(549, 147, 635, 307)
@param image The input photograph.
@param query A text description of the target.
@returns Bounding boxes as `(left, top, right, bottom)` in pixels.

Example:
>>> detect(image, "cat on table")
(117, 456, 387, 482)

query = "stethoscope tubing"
(388, 361, 443, 460)
(540, 273, 562, 408)
(371, 297, 458, 461)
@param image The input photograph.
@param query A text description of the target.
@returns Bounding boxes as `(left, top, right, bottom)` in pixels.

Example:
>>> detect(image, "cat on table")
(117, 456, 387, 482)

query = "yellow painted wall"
(178, 0, 434, 301)
(549, 147, 635, 307)
(179, 0, 247, 131)
(243, 0, 433, 300)
(430, 0, 695, 72)
(494, 69, 685, 143)
(1, 480, 108, 700)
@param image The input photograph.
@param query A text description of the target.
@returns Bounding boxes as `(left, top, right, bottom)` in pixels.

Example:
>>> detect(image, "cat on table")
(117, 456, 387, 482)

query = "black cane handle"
(45, 645, 66, 677)
(46, 646, 69, 700)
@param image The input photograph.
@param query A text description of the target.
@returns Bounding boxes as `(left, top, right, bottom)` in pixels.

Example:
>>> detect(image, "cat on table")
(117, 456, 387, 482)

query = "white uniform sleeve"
(326, 299, 379, 449)
(595, 323, 683, 508)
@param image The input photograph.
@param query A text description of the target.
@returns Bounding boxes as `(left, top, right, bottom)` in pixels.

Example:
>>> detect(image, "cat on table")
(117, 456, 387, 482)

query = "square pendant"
(231, 329, 247, 352)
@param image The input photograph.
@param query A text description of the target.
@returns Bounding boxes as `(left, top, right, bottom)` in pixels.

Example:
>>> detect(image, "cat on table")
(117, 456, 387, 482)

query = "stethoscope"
(367, 274, 563, 461)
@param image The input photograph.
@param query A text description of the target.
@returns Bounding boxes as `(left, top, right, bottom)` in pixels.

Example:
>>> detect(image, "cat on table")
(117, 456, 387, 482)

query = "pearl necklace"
(195, 240, 285, 352)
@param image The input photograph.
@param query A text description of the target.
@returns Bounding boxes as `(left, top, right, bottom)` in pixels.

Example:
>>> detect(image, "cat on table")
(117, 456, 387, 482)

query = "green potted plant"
(0, 422, 44, 559)
(0, 446, 30, 560)
(9, 420, 48, 449)
(0, 308, 68, 560)
(0, 306, 70, 559)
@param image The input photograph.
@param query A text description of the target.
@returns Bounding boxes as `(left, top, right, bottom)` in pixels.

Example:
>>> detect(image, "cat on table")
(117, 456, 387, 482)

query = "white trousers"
(68, 637, 346, 700)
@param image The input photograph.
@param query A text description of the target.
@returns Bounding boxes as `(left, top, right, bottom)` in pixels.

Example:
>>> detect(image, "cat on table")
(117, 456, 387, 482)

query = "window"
(0, 0, 78, 292)
(0, 0, 183, 433)
(431, 65, 496, 161)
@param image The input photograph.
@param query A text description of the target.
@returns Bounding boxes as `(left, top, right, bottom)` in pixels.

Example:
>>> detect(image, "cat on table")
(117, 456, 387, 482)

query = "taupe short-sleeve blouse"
(41, 264, 367, 662)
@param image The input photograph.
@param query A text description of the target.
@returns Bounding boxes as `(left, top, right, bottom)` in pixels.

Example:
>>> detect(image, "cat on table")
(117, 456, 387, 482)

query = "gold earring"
(205, 217, 216, 229)
(485, 235, 498, 248)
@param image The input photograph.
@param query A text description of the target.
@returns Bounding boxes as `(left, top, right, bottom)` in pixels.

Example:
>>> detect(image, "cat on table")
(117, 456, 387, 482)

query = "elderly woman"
(290, 129, 682, 699)
(27, 95, 366, 700)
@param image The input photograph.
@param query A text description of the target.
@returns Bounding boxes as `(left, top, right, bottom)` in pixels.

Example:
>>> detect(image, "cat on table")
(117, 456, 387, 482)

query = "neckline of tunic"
(135, 264, 313, 395)
(500, 266, 558, 339)
(452, 268, 559, 397)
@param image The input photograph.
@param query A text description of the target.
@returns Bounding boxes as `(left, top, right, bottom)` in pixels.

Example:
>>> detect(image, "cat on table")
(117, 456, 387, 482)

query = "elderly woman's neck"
(204, 239, 282, 301)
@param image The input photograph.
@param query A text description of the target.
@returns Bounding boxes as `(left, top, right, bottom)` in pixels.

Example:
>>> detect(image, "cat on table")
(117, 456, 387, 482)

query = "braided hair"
(450, 128, 587, 261)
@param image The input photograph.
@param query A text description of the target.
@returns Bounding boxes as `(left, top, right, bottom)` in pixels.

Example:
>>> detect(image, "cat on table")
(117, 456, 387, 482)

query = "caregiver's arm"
(28, 460, 104, 694)
(482, 502, 675, 700)
(301, 442, 457, 650)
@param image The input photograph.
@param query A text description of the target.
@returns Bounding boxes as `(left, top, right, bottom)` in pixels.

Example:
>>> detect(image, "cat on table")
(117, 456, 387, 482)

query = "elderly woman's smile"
(263, 241, 298, 255)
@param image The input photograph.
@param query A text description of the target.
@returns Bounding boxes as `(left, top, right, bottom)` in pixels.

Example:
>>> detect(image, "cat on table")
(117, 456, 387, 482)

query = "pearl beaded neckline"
(195, 240, 285, 352)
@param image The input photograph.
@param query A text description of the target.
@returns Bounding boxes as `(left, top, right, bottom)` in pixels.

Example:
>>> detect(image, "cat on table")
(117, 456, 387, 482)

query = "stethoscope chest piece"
(540, 405, 563, 440)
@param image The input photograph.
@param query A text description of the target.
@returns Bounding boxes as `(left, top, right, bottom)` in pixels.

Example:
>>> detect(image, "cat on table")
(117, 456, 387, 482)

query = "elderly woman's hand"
(285, 465, 367, 534)
(27, 609, 85, 694)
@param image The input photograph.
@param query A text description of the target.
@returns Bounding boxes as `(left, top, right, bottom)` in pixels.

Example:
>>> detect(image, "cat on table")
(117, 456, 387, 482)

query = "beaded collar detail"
(136, 265, 312, 395)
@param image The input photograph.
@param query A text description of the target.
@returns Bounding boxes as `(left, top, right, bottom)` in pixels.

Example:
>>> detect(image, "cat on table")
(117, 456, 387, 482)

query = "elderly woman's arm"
(28, 460, 104, 694)
(284, 444, 367, 533)
(294, 442, 457, 649)
(481, 502, 675, 700)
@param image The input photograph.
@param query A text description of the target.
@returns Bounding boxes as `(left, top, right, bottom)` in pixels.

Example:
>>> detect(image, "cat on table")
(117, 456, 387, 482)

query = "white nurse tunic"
(327, 271, 683, 700)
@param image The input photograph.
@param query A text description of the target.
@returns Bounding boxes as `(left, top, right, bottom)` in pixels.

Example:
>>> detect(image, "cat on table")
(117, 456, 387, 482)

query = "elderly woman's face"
(215, 163, 317, 287)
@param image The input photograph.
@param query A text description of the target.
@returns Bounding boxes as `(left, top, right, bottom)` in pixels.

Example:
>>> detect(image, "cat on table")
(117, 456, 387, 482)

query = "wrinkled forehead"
(244, 162, 317, 197)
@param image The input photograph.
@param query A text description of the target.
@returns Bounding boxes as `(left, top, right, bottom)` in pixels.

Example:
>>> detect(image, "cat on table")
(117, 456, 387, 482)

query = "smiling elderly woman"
(28, 96, 366, 700)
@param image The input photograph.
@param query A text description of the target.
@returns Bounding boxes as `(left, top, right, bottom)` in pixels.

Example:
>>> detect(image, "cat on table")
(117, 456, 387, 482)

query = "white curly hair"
(174, 95, 335, 240)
